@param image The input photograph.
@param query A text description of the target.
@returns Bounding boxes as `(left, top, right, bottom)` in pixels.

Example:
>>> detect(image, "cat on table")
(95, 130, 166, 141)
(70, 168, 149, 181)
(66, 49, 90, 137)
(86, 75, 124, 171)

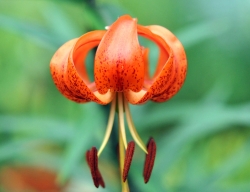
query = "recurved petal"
(50, 38, 86, 103)
(67, 31, 115, 104)
(94, 15, 145, 94)
(124, 25, 177, 104)
(147, 25, 187, 102)
(50, 31, 115, 105)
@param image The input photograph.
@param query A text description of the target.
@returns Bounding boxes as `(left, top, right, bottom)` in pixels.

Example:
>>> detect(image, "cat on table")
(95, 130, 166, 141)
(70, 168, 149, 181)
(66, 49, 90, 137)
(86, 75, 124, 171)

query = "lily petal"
(50, 31, 115, 105)
(147, 25, 187, 102)
(50, 38, 84, 102)
(124, 25, 173, 104)
(94, 15, 145, 94)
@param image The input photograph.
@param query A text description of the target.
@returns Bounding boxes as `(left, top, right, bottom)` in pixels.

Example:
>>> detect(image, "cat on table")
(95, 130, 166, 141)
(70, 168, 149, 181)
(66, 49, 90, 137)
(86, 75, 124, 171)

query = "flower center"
(85, 93, 157, 190)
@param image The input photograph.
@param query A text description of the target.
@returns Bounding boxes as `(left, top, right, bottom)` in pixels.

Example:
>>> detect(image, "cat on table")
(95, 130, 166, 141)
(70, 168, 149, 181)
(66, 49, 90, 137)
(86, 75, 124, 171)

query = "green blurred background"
(0, 0, 250, 191)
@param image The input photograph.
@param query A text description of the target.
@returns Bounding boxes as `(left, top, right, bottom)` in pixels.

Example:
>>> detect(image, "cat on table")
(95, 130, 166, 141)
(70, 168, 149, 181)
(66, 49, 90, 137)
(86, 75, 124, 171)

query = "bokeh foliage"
(0, 0, 250, 191)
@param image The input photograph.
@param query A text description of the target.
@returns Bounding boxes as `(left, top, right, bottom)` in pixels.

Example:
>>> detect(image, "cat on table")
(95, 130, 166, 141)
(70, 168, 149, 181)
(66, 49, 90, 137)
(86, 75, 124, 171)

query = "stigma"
(85, 93, 157, 189)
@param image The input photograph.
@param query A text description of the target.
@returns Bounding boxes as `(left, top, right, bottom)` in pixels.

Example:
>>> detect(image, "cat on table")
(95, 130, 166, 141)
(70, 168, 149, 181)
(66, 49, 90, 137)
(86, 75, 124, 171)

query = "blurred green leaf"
(57, 103, 106, 184)
(0, 14, 61, 49)
(0, 115, 74, 142)
(0, 139, 47, 162)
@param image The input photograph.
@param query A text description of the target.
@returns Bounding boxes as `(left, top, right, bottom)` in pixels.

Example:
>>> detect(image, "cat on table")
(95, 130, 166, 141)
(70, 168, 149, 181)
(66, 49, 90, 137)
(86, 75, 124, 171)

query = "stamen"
(98, 96, 116, 157)
(97, 170, 105, 188)
(86, 147, 105, 188)
(124, 99, 148, 154)
(143, 138, 156, 183)
(123, 141, 135, 182)
(118, 93, 127, 149)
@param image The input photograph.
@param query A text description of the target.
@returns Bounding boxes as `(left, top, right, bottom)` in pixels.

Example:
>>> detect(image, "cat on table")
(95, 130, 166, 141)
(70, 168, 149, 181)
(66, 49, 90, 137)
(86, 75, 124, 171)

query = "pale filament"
(98, 96, 116, 157)
(98, 92, 148, 156)
(124, 99, 148, 154)
(118, 92, 128, 149)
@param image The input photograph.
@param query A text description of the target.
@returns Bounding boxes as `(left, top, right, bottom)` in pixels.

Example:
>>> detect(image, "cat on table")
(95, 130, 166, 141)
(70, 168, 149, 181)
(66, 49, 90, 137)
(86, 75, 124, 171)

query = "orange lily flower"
(50, 15, 187, 190)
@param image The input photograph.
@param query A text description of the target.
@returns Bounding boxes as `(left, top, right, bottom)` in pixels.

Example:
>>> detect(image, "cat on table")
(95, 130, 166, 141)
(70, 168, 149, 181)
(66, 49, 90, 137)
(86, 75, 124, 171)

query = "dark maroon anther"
(143, 138, 156, 183)
(123, 141, 135, 182)
(97, 169, 105, 188)
(85, 147, 105, 188)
